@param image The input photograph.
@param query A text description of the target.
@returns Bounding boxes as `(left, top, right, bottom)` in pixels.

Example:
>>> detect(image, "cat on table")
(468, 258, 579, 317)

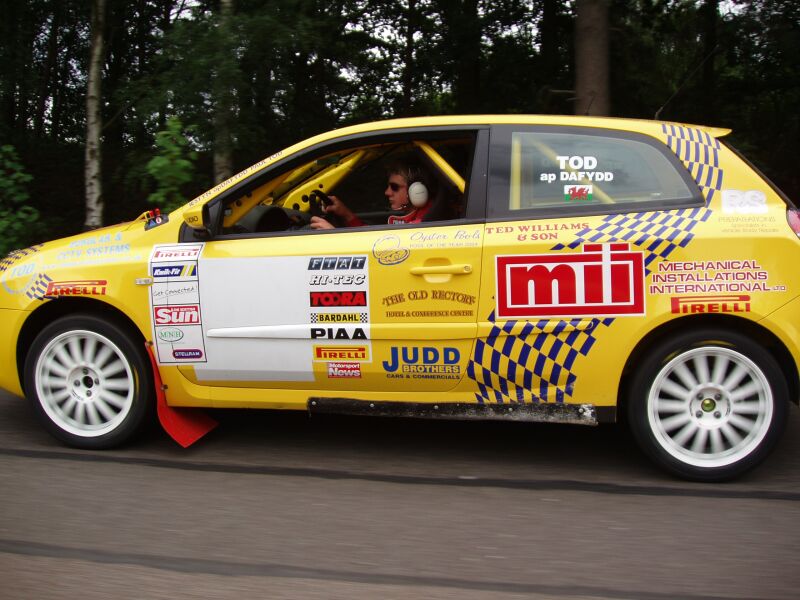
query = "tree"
(574, 0, 610, 115)
(84, 0, 106, 229)
(146, 117, 197, 212)
(0, 145, 40, 255)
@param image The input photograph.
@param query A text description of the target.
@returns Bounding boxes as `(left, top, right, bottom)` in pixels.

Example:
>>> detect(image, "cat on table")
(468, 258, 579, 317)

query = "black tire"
(24, 314, 154, 449)
(627, 328, 788, 482)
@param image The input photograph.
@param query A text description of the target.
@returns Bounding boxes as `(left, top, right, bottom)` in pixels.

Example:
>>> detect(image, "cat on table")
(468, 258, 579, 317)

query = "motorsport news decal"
(495, 242, 645, 319)
(383, 346, 461, 380)
(307, 255, 372, 379)
(149, 243, 207, 364)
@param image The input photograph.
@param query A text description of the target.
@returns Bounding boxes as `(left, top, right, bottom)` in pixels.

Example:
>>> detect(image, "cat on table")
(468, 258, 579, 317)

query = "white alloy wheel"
(25, 314, 154, 449)
(647, 347, 772, 468)
(628, 329, 788, 481)
(34, 329, 135, 437)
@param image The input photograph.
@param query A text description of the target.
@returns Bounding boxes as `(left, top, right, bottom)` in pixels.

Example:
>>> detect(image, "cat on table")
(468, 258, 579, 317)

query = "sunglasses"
(387, 182, 407, 192)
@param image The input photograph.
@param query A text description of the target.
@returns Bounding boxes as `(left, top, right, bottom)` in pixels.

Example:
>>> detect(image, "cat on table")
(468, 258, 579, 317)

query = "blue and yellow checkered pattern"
(0, 245, 42, 274)
(468, 125, 723, 405)
(25, 273, 52, 300)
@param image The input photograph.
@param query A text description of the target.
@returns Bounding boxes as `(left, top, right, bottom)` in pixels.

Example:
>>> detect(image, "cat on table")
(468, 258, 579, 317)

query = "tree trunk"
(574, 0, 610, 116)
(84, 0, 106, 230)
(213, 0, 235, 184)
(399, 0, 417, 116)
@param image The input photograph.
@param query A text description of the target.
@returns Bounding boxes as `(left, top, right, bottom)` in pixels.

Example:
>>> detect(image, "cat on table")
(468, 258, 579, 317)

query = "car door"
(475, 124, 705, 407)
(165, 129, 489, 394)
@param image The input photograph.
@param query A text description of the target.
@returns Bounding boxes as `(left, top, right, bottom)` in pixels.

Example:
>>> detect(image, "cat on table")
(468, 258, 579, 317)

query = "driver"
(310, 162, 434, 230)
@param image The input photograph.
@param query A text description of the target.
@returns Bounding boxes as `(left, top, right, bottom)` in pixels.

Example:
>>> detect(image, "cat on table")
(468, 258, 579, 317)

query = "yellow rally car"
(1, 115, 799, 481)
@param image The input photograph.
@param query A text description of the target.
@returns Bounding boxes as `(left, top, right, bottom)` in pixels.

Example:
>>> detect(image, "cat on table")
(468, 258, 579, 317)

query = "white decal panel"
(193, 254, 371, 382)
(149, 244, 207, 364)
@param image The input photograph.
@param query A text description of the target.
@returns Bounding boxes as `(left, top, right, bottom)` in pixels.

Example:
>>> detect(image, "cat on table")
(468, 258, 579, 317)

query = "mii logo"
(496, 243, 645, 318)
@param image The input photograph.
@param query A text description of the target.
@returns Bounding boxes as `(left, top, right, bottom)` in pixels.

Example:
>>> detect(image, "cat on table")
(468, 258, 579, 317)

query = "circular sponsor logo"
(372, 235, 410, 266)
(158, 327, 184, 342)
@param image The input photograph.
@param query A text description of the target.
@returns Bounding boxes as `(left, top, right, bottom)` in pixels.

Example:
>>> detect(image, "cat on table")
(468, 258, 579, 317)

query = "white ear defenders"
(407, 181, 429, 207)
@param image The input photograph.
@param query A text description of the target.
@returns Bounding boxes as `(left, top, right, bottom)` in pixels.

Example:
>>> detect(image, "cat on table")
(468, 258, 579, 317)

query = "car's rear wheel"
(628, 329, 788, 481)
(24, 314, 154, 449)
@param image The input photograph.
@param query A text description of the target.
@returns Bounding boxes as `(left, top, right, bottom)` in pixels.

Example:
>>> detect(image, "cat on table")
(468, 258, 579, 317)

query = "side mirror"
(182, 202, 220, 239)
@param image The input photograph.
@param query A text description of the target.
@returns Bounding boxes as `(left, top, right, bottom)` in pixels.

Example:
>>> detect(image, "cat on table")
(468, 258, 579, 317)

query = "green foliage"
(146, 118, 197, 212)
(0, 145, 40, 255)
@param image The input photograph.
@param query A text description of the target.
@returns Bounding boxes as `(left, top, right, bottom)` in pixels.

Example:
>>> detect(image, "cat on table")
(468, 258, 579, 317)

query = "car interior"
(217, 134, 476, 236)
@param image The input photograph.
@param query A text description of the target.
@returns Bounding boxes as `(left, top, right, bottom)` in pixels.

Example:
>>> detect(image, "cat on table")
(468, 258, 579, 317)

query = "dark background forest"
(0, 0, 797, 251)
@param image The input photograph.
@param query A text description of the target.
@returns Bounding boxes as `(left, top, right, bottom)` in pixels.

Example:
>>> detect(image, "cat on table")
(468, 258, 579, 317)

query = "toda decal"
(44, 279, 107, 297)
(671, 295, 751, 314)
(310, 327, 368, 340)
(308, 256, 366, 270)
(496, 243, 645, 319)
(310, 291, 367, 307)
(154, 304, 201, 325)
(327, 362, 361, 378)
(382, 346, 461, 380)
(313, 345, 370, 361)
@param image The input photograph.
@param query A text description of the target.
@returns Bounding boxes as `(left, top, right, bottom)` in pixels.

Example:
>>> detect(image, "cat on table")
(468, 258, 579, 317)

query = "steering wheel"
(307, 189, 343, 227)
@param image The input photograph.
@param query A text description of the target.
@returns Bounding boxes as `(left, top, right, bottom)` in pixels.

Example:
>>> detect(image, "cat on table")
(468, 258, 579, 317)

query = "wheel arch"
(17, 298, 148, 395)
(618, 315, 800, 419)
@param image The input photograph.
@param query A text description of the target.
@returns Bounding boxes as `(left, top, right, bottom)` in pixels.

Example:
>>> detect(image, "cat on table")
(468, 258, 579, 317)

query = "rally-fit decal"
(149, 243, 206, 364)
(469, 125, 722, 405)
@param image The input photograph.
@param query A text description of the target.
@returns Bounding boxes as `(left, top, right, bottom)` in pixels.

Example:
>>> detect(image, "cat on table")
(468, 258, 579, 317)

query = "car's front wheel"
(24, 314, 154, 449)
(628, 329, 788, 481)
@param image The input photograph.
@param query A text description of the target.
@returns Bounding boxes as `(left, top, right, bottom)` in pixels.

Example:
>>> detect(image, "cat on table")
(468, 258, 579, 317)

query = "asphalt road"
(1, 389, 799, 600)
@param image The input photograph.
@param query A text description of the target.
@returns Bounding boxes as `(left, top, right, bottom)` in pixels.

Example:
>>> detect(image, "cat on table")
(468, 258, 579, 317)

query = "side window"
(489, 126, 702, 219)
(214, 132, 479, 238)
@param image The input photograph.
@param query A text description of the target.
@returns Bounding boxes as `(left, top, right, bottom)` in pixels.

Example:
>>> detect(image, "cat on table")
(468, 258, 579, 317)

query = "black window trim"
(180, 125, 490, 242)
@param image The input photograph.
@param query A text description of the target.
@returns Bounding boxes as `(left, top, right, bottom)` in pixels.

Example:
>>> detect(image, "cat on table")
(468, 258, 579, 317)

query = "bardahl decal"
(311, 312, 368, 323)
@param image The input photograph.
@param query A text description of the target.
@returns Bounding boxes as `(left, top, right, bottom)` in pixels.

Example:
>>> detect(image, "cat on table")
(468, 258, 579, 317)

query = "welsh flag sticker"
(564, 184, 592, 201)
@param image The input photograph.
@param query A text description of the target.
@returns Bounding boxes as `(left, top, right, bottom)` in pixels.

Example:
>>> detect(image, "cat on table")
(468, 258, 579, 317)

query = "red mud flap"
(145, 343, 218, 448)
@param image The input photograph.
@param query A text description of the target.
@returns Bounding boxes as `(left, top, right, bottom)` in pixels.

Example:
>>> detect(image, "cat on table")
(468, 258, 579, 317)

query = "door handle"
(410, 264, 473, 275)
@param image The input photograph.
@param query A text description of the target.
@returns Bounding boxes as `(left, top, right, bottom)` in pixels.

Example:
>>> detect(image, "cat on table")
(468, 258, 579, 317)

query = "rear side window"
(489, 126, 703, 219)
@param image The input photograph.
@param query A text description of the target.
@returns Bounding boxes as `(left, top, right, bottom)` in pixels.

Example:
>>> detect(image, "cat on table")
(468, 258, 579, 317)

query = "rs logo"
(496, 243, 645, 318)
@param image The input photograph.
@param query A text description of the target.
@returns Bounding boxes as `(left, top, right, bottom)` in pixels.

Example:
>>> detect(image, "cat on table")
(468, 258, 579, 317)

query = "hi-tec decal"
(496, 243, 645, 319)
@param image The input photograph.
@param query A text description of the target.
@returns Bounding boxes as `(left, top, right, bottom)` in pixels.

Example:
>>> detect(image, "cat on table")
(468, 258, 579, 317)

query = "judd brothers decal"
(496, 242, 645, 319)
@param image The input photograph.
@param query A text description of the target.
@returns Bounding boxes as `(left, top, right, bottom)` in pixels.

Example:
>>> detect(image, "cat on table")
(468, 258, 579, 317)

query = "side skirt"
(308, 398, 615, 426)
